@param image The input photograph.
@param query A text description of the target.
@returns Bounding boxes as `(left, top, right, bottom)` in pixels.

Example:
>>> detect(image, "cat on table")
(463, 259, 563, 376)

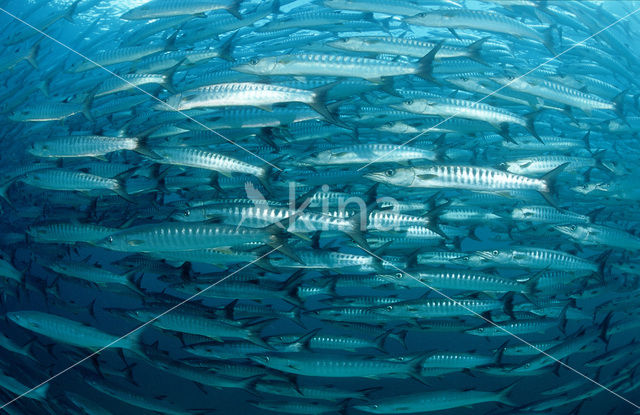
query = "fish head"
(352, 404, 380, 412)
(377, 121, 412, 134)
(233, 57, 278, 75)
(450, 252, 486, 267)
(27, 141, 50, 157)
(511, 207, 536, 220)
(476, 249, 507, 262)
(249, 355, 271, 365)
(571, 182, 608, 195)
(154, 93, 183, 111)
(552, 224, 588, 239)
(9, 109, 32, 122)
(6, 311, 40, 330)
(327, 37, 364, 51)
(170, 208, 194, 222)
(364, 168, 415, 187)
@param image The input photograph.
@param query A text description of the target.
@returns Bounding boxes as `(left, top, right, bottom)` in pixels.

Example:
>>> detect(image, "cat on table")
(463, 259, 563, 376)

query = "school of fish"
(0, 0, 639, 414)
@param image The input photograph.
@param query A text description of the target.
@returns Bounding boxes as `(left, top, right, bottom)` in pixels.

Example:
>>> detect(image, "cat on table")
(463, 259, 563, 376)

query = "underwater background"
(0, 0, 639, 414)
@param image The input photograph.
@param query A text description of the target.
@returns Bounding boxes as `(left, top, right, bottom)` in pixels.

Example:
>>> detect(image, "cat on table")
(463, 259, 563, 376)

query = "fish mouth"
(475, 251, 496, 261)
(363, 172, 386, 182)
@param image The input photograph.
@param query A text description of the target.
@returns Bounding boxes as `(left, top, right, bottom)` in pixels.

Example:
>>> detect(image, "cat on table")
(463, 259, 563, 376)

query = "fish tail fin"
(113, 180, 134, 203)
(265, 215, 304, 264)
(596, 249, 611, 283)
(161, 59, 184, 95)
(287, 327, 320, 352)
(0, 180, 13, 207)
(281, 270, 306, 306)
(64, 0, 81, 22)
(542, 24, 557, 54)
(501, 292, 515, 320)
(227, 0, 243, 19)
(524, 110, 543, 143)
(415, 41, 442, 83)
(124, 328, 146, 357)
(256, 163, 274, 195)
(82, 90, 95, 122)
(218, 32, 236, 62)
(310, 81, 347, 128)
(498, 380, 519, 406)
(582, 130, 591, 152)
(612, 89, 627, 119)
(599, 311, 613, 345)
(245, 319, 277, 350)
(466, 37, 489, 65)
(164, 30, 179, 52)
(346, 213, 370, 251)
(26, 42, 40, 69)
(538, 162, 569, 210)
(591, 149, 615, 175)
(133, 137, 161, 159)
(523, 270, 543, 301)
(373, 329, 393, 353)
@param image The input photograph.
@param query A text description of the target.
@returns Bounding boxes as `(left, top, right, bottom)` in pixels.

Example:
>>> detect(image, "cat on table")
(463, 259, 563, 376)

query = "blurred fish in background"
(0, 0, 638, 414)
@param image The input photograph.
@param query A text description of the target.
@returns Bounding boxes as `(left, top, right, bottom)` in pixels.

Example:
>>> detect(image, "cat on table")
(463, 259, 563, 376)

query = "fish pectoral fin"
(519, 161, 533, 168)
(127, 240, 145, 246)
(416, 174, 438, 180)
(256, 104, 273, 112)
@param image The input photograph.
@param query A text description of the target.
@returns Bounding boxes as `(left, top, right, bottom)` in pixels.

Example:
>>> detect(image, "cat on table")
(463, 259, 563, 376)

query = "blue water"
(0, 0, 639, 414)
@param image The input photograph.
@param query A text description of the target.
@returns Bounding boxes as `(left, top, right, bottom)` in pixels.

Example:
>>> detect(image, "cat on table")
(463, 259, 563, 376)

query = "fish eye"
(386, 305, 393, 311)
(184, 209, 190, 217)
(385, 169, 395, 177)
(107, 236, 113, 243)
(405, 99, 414, 105)
(395, 272, 403, 279)
(570, 225, 577, 231)
(478, 327, 483, 332)
(249, 58, 259, 65)
(492, 250, 499, 256)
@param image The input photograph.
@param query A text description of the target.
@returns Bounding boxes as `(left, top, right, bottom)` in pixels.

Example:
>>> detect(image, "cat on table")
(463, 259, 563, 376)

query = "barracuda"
(365, 164, 567, 208)
(95, 222, 291, 255)
(27, 135, 155, 159)
(121, 0, 242, 20)
(405, 9, 553, 51)
(233, 49, 439, 83)
(124, 308, 272, 348)
(354, 384, 516, 413)
(390, 97, 540, 140)
(26, 222, 117, 244)
(493, 76, 624, 116)
(6, 311, 143, 354)
(328, 36, 486, 63)
(150, 147, 270, 186)
(157, 82, 341, 125)
(17, 168, 131, 201)
(302, 143, 437, 165)
(454, 247, 600, 274)
(554, 223, 640, 251)
(250, 352, 426, 379)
